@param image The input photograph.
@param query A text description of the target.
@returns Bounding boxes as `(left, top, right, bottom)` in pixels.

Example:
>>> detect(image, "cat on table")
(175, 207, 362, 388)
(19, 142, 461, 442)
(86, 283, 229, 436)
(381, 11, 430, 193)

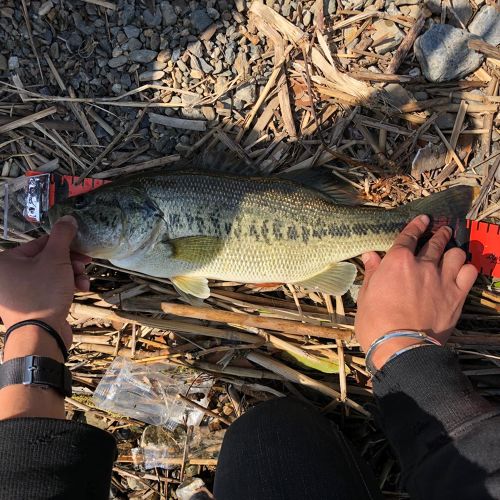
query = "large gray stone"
(414, 24, 482, 82)
(161, 1, 178, 26)
(129, 49, 158, 63)
(191, 9, 212, 32)
(468, 5, 500, 46)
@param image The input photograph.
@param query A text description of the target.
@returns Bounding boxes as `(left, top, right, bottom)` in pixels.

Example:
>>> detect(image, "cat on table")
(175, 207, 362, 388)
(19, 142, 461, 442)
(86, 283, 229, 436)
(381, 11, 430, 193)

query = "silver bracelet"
(365, 330, 441, 376)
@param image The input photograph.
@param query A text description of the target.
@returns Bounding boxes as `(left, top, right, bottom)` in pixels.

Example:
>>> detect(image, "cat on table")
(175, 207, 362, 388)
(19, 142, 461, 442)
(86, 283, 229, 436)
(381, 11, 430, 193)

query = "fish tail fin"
(400, 185, 478, 247)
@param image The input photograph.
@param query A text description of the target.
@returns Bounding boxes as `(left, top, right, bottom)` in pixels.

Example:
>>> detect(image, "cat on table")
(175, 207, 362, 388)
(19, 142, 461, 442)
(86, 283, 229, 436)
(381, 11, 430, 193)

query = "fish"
(47, 170, 475, 300)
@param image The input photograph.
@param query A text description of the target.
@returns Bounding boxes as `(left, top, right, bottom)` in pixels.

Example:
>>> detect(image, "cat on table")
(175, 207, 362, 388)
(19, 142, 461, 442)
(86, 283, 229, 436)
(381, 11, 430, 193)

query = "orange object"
(467, 219, 500, 278)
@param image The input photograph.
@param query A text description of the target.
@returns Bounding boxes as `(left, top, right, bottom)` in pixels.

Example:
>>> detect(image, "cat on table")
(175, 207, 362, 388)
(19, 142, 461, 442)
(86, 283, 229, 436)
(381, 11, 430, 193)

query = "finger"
(71, 251, 92, 265)
(72, 260, 86, 275)
(43, 215, 78, 259)
(75, 274, 90, 292)
(390, 215, 430, 254)
(441, 247, 467, 281)
(456, 263, 478, 293)
(418, 226, 452, 263)
(11, 235, 49, 257)
(360, 252, 382, 287)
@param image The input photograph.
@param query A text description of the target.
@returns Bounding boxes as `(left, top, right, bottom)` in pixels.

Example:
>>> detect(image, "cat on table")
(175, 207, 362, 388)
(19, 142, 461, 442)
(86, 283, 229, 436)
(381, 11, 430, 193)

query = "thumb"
(361, 252, 381, 287)
(44, 215, 78, 259)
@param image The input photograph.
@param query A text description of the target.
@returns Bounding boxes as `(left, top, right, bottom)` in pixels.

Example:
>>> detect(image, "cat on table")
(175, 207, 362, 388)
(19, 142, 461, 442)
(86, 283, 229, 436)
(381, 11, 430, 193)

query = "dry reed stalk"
(246, 351, 369, 416)
(161, 302, 354, 340)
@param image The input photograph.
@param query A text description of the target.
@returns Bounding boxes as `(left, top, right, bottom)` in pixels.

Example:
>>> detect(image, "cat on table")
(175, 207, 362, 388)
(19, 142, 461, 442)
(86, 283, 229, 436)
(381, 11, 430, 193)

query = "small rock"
(199, 57, 214, 74)
(448, 0, 473, 28)
(191, 9, 212, 32)
(235, 0, 246, 12)
(201, 106, 216, 121)
(108, 55, 128, 68)
(324, 0, 336, 16)
(371, 20, 405, 54)
(120, 73, 132, 88)
(129, 49, 158, 63)
(408, 67, 421, 78)
(8, 56, 19, 70)
(190, 69, 204, 79)
(139, 70, 165, 81)
(158, 49, 172, 63)
(151, 61, 168, 70)
(414, 24, 483, 82)
(425, 0, 442, 14)
(66, 32, 83, 52)
(38, 0, 53, 16)
(123, 25, 141, 39)
(385, 83, 415, 107)
(207, 7, 220, 20)
(234, 83, 256, 105)
(121, 3, 135, 25)
(111, 83, 123, 94)
(187, 40, 204, 57)
(161, 1, 178, 26)
(303, 10, 312, 26)
(414, 91, 429, 100)
(0, 54, 7, 71)
(125, 38, 142, 51)
(469, 5, 500, 46)
(49, 42, 59, 59)
(144, 8, 162, 27)
(177, 59, 189, 72)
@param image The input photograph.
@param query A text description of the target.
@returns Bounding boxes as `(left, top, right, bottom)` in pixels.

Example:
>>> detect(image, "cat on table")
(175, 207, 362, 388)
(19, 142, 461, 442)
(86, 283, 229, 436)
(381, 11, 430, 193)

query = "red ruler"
(467, 219, 500, 278)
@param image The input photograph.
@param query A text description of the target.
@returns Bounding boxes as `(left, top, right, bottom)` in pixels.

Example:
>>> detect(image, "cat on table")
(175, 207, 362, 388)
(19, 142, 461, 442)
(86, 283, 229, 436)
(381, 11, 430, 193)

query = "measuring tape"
(467, 219, 500, 278)
(24, 172, 110, 224)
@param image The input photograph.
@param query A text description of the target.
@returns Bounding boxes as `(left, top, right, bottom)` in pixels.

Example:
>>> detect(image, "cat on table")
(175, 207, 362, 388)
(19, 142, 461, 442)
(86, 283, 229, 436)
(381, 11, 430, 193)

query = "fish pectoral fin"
(294, 262, 357, 296)
(171, 275, 211, 299)
(166, 236, 224, 264)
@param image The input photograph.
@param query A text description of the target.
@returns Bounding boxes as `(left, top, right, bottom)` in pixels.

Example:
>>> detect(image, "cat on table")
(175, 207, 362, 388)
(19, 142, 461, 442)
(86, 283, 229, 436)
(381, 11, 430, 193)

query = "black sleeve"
(0, 417, 116, 500)
(373, 345, 500, 500)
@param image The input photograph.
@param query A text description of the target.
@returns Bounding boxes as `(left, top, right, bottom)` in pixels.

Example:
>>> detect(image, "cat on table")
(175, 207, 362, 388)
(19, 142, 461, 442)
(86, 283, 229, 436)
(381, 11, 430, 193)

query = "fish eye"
(73, 197, 89, 210)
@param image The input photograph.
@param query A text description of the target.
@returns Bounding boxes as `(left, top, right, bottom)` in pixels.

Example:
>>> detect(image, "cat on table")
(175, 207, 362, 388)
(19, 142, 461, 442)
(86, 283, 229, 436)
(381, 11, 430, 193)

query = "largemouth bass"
(48, 171, 474, 299)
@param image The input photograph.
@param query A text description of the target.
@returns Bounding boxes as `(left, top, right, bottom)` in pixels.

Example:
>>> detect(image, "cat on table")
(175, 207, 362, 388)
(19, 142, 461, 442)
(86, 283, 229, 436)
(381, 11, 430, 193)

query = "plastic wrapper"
(131, 425, 225, 470)
(93, 357, 213, 429)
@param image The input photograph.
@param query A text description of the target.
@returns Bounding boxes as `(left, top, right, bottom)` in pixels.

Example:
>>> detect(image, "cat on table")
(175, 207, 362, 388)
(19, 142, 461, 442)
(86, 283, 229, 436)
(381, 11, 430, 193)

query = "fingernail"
(418, 214, 430, 225)
(444, 225, 453, 235)
(58, 215, 78, 229)
(361, 254, 370, 264)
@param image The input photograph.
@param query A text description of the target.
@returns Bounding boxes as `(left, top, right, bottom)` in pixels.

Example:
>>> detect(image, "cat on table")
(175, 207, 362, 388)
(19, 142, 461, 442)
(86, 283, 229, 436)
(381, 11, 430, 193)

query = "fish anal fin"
(166, 236, 224, 264)
(171, 275, 211, 299)
(294, 262, 357, 296)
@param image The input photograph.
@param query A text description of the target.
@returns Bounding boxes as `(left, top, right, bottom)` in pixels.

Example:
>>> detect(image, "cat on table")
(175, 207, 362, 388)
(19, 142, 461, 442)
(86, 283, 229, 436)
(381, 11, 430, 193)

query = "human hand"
(0, 216, 91, 347)
(355, 215, 477, 369)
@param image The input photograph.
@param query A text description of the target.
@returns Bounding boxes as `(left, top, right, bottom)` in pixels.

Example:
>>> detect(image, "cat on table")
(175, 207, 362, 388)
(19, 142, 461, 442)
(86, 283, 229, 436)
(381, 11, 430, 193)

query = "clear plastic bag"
(93, 357, 213, 429)
(131, 425, 225, 470)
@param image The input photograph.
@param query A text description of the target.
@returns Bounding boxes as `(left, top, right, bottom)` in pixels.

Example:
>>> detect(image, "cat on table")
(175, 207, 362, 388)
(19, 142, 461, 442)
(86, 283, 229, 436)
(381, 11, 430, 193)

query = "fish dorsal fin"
(171, 275, 211, 299)
(165, 236, 224, 264)
(278, 168, 362, 206)
(294, 262, 357, 296)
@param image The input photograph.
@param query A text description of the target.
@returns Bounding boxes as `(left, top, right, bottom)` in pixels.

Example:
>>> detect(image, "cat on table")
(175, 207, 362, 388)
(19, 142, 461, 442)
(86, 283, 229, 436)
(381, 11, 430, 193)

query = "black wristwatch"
(0, 356, 72, 397)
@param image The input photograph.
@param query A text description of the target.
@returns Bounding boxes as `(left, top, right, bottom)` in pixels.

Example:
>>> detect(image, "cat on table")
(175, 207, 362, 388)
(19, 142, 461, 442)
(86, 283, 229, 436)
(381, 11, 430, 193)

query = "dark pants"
(214, 398, 384, 500)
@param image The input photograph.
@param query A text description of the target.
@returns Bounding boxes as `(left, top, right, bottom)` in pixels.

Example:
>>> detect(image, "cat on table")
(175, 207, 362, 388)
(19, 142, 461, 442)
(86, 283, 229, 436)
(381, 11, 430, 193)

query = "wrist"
(3, 325, 65, 363)
(371, 337, 427, 371)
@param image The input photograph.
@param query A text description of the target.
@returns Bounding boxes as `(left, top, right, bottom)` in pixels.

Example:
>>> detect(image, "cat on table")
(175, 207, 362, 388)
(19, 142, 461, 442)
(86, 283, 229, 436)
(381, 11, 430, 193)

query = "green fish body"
(48, 171, 474, 299)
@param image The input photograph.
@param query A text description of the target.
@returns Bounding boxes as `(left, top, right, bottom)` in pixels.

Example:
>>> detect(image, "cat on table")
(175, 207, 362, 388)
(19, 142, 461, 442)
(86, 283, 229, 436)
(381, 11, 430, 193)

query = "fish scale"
(48, 172, 475, 298)
(135, 174, 405, 282)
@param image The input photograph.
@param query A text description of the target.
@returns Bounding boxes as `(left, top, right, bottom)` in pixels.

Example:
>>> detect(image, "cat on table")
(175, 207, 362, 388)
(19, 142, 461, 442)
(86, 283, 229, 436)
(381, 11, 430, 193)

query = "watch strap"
(0, 356, 72, 397)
